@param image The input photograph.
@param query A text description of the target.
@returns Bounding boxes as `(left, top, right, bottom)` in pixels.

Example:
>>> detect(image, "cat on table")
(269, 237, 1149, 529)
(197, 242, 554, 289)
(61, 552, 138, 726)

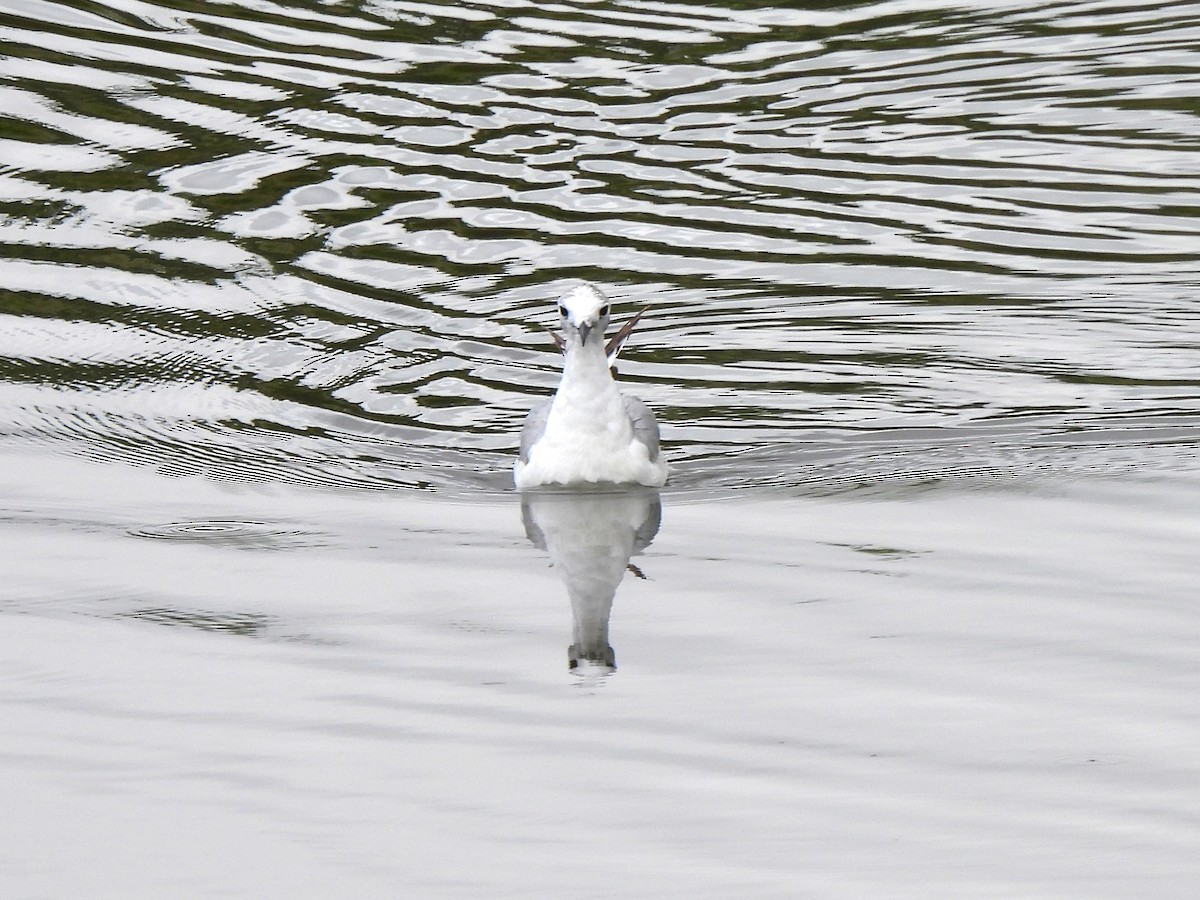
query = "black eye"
(600, 305, 610, 316)
(558, 305, 567, 317)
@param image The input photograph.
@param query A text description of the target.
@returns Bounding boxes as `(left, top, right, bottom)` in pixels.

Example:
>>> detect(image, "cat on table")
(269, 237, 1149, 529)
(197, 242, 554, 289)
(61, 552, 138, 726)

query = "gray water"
(2, 0, 1199, 896)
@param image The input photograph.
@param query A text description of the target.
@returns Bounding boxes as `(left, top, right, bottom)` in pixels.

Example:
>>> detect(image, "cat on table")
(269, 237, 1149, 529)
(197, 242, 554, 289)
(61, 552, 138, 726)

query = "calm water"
(2, 0, 1199, 895)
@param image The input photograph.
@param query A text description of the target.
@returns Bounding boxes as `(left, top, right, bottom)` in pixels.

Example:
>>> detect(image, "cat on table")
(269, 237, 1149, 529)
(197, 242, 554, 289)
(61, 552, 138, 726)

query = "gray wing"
(622, 394, 661, 461)
(519, 399, 552, 463)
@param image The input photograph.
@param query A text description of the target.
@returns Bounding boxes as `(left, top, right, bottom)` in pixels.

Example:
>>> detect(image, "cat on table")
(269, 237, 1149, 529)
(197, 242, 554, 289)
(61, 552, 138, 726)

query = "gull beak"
(577, 322, 594, 346)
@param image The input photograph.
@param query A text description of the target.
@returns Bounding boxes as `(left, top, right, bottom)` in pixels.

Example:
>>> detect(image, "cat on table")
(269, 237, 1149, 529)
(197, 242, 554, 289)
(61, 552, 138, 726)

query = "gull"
(515, 284, 668, 489)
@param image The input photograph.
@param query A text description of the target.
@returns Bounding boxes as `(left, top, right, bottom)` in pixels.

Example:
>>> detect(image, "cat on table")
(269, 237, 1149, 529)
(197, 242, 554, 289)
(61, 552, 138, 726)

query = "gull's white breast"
(516, 355, 666, 489)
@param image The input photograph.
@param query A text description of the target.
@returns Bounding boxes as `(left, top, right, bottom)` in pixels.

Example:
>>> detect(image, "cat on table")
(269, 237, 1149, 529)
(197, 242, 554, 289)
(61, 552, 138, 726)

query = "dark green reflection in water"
(0, 0, 1197, 491)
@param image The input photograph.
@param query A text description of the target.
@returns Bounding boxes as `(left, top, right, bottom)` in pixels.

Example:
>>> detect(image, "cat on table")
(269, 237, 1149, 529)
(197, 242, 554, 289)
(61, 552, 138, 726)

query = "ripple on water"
(0, 0, 1198, 495)
(128, 520, 324, 550)
(119, 606, 275, 635)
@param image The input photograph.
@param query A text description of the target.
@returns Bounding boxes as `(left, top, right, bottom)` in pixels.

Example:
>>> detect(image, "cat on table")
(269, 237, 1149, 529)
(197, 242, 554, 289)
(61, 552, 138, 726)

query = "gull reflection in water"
(521, 487, 662, 675)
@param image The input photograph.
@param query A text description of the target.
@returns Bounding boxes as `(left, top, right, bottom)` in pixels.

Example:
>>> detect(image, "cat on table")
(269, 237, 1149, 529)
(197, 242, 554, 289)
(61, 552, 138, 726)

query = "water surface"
(2, 0, 1199, 895)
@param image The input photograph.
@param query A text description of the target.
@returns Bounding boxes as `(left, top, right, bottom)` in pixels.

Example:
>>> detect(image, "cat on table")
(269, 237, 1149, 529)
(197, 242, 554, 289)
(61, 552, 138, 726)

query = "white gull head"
(557, 283, 611, 350)
(515, 285, 668, 490)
